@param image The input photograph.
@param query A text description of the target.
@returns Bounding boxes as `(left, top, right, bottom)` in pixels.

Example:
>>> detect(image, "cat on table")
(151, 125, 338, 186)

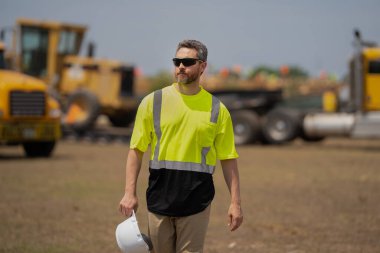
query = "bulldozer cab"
(15, 18, 86, 86)
(6, 18, 137, 133)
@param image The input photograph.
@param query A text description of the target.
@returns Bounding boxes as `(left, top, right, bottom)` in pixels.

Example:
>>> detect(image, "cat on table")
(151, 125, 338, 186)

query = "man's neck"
(175, 82, 201, 95)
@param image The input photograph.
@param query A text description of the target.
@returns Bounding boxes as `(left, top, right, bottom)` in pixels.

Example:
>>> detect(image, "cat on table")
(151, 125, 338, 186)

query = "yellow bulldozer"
(0, 40, 61, 157)
(2, 18, 139, 133)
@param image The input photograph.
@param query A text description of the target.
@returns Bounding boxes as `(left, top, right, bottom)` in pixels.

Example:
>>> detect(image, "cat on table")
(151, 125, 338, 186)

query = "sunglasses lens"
(173, 58, 198, 67)
(182, 59, 197, 67)
(173, 59, 181, 67)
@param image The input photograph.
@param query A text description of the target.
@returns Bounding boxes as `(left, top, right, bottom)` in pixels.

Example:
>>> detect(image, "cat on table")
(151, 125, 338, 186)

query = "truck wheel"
(231, 110, 260, 145)
(64, 90, 100, 133)
(261, 108, 301, 144)
(23, 141, 56, 157)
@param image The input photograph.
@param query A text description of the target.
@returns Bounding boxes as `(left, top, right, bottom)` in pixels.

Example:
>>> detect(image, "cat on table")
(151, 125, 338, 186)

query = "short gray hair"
(176, 40, 208, 61)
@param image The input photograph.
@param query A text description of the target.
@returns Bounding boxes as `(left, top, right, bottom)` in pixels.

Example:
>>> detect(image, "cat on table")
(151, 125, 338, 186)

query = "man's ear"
(201, 61, 207, 75)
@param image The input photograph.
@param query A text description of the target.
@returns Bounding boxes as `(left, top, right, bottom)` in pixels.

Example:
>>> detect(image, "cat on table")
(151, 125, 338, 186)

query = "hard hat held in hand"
(115, 211, 153, 253)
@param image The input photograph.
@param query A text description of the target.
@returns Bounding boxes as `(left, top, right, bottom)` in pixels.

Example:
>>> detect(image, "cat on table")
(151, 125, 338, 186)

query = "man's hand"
(119, 149, 143, 217)
(228, 203, 243, 231)
(221, 159, 243, 231)
(119, 193, 138, 217)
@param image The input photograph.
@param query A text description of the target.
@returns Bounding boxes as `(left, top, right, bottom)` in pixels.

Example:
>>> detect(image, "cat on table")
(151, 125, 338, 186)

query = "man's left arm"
(221, 158, 243, 231)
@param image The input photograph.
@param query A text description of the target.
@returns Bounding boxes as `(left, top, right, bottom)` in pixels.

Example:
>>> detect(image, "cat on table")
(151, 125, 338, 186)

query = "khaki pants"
(148, 205, 211, 253)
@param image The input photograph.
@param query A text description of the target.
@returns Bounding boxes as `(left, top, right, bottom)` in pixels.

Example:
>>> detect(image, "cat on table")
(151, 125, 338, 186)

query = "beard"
(175, 71, 199, 85)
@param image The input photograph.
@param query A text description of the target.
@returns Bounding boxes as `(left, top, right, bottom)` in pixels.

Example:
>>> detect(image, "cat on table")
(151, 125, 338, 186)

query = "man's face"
(174, 47, 207, 85)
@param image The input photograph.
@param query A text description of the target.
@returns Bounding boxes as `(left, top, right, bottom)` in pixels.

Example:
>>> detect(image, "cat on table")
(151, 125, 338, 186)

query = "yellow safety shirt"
(130, 83, 238, 216)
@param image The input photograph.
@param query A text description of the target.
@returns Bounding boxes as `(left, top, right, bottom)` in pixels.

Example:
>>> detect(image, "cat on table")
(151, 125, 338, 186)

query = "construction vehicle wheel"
(23, 141, 56, 157)
(64, 90, 100, 133)
(108, 112, 136, 127)
(231, 110, 260, 145)
(261, 108, 302, 144)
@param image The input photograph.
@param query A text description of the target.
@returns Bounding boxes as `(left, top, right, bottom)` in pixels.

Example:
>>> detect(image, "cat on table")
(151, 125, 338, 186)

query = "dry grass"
(1, 138, 380, 253)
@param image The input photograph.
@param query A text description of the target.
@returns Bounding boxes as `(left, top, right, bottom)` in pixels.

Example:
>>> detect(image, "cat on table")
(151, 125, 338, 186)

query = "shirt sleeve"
(214, 105, 239, 160)
(130, 94, 153, 152)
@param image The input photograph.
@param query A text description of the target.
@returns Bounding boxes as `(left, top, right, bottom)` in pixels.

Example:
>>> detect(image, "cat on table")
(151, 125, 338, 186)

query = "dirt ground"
(1, 137, 380, 253)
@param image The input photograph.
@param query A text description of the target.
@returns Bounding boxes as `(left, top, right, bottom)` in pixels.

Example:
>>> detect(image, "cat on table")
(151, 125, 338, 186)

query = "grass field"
(1, 138, 380, 253)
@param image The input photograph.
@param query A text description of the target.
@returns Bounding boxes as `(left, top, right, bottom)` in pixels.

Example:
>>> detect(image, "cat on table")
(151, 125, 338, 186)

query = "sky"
(1, 0, 379, 78)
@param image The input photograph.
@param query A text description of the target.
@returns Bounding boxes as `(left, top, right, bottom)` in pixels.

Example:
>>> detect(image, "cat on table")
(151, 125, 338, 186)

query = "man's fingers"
(119, 203, 130, 217)
(227, 204, 243, 231)
(125, 206, 132, 217)
(228, 214, 237, 231)
(230, 217, 238, 231)
(229, 215, 243, 231)
(119, 194, 138, 217)
(230, 223, 236, 231)
(119, 195, 138, 217)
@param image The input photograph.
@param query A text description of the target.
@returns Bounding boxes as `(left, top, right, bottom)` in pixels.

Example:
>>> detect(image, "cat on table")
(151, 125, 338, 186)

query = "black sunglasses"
(172, 58, 203, 67)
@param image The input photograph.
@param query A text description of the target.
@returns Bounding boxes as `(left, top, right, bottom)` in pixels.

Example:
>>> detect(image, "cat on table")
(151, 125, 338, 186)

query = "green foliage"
(288, 66, 309, 78)
(248, 65, 309, 79)
(248, 65, 279, 78)
(148, 70, 174, 91)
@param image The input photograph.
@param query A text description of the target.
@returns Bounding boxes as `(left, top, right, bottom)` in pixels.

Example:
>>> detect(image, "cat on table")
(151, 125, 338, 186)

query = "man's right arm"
(119, 148, 144, 217)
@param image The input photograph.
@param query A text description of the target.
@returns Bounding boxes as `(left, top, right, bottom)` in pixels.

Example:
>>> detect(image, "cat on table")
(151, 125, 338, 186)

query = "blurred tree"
(148, 70, 173, 91)
(287, 66, 309, 78)
(248, 65, 309, 79)
(248, 65, 279, 79)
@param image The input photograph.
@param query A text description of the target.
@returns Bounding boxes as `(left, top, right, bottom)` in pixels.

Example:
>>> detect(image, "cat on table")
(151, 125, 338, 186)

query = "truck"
(301, 30, 380, 140)
(2, 18, 138, 133)
(222, 30, 380, 145)
(211, 88, 286, 145)
(0, 41, 61, 157)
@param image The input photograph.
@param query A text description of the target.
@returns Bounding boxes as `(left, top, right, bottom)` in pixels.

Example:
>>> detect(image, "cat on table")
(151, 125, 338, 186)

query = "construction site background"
(135, 67, 343, 98)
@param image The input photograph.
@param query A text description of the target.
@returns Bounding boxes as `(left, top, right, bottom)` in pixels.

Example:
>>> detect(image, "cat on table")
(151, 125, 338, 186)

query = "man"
(119, 40, 243, 253)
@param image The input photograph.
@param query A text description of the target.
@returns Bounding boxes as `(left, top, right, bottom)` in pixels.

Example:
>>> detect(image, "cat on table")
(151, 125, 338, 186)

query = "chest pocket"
(197, 121, 217, 147)
(199, 95, 220, 147)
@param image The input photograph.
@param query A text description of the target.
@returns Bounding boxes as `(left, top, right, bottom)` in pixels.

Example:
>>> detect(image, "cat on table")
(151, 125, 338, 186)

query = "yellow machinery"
(4, 18, 138, 132)
(0, 42, 61, 157)
(359, 48, 380, 111)
(303, 30, 380, 139)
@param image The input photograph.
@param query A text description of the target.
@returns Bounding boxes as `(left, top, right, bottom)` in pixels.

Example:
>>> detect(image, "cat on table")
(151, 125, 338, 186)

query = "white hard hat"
(115, 211, 153, 253)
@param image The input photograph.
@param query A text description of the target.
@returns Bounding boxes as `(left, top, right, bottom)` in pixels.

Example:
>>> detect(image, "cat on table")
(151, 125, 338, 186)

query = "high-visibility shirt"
(130, 84, 238, 216)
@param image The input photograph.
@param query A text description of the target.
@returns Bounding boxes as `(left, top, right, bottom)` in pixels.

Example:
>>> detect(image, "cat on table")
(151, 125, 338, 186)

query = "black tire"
(23, 141, 56, 157)
(64, 90, 100, 133)
(231, 110, 260, 145)
(107, 112, 136, 127)
(261, 108, 302, 144)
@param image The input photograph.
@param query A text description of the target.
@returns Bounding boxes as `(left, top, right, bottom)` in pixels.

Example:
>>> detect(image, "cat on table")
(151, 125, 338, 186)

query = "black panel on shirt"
(146, 168, 215, 217)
